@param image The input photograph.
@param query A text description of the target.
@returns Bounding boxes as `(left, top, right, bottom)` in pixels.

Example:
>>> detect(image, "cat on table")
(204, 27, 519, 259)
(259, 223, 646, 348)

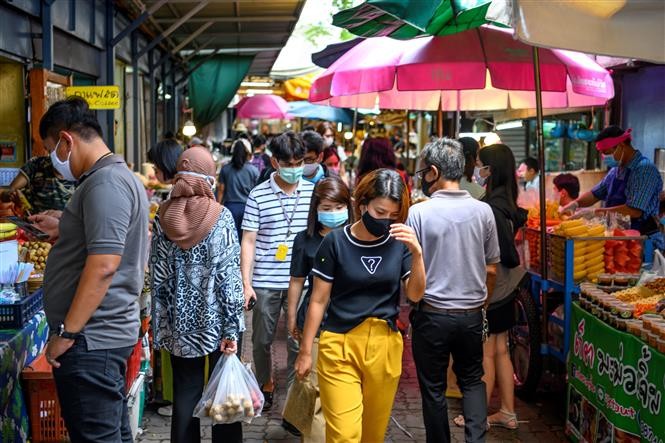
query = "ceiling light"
(182, 120, 197, 137)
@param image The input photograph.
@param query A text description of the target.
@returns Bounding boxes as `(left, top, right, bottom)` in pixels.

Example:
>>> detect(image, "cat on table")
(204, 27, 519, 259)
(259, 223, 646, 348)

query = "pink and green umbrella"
(309, 26, 614, 111)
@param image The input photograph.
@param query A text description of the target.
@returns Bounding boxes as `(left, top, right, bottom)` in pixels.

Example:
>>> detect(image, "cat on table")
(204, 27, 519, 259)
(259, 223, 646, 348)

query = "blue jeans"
(411, 308, 487, 443)
(224, 202, 246, 243)
(52, 337, 134, 443)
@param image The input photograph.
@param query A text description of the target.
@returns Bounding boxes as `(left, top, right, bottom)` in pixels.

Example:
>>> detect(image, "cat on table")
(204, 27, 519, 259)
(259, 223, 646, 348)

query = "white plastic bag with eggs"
(193, 354, 264, 424)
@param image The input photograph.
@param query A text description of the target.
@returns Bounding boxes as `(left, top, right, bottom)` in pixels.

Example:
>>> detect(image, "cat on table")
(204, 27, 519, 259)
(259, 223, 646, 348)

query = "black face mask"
(422, 174, 438, 197)
(362, 210, 394, 237)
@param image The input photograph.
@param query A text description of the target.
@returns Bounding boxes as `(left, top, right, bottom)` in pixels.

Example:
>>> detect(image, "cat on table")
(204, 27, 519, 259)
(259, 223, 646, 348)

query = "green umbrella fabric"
(332, 0, 500, 39)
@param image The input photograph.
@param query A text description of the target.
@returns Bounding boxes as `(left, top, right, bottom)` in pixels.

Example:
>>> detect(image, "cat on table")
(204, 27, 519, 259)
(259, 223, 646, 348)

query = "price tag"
(275, 244, 289, 261)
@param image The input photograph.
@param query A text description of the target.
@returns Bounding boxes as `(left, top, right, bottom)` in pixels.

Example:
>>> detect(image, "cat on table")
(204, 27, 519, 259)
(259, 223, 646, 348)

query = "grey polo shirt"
(44, 154, 149, 350)
(406, 189, 500, 310)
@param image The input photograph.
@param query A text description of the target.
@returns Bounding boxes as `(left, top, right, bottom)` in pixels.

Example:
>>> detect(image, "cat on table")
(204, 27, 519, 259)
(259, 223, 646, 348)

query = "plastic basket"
(22, 353, 68, 443)
(0, 289, 43, 329)
(125, 338, 143, 393)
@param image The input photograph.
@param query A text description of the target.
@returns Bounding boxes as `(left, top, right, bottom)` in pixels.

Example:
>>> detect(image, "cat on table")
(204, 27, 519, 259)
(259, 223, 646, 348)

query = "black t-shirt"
(312, 225, 412, 333)
(290, 230, 324, 330)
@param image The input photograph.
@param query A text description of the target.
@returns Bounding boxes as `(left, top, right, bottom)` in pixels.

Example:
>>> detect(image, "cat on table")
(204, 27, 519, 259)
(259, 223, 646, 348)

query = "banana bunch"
(551, 220, 606, 282)
(0, 222, 17, 240)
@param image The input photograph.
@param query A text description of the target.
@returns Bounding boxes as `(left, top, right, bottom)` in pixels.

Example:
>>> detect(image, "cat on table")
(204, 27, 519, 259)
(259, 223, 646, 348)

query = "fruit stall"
(511, 203, 657, 396)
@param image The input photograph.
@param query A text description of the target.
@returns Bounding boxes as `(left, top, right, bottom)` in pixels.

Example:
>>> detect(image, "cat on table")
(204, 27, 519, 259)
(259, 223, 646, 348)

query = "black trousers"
(170, 349, 243, 443)
(411, 309, 487, 443)
(53, 337, 134, 443)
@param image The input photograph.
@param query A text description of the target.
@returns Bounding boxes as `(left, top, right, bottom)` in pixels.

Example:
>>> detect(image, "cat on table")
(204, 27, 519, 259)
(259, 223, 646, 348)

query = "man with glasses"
(240, 131, 314, 435)
(29, 97, 148, 442)
(409, 138, 499, 443)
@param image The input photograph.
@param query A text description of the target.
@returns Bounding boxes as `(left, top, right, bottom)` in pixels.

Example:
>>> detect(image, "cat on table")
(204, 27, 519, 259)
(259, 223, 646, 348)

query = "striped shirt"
(242, 173, 314, 289)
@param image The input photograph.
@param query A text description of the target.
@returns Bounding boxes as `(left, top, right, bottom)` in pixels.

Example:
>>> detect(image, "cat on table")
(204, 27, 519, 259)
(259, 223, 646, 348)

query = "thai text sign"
(567, 303, 664, 443)
(65, 86, 120, 109)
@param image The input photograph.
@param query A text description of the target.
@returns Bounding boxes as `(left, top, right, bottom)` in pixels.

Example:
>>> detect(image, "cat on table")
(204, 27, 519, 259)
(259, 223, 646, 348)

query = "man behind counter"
(553, 173, 580, 208)
(561, 126, 663, 249)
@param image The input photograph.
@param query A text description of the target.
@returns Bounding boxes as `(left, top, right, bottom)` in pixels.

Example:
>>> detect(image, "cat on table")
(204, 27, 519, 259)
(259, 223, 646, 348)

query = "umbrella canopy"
(309, 27, 614, 111)
(332, 0, 501, 39)
(489, 0, 665, 64)
(236, 94, 291, 119)
(311, 38, 365, 68)
(287, 101, 353, 124)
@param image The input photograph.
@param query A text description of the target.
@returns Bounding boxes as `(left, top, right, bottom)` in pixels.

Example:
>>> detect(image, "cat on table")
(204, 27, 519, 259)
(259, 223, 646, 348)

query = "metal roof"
(126, 0, 306, 75)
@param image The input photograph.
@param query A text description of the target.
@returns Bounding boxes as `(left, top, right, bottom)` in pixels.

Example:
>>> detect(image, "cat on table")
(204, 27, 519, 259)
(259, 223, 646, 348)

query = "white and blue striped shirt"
(242, 173, 314, 289)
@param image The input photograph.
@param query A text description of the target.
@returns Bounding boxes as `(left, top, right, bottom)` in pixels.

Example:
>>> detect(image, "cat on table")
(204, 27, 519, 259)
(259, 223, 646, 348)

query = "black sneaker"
(282, 418, 302, 437)
(262, 390, 274, 411)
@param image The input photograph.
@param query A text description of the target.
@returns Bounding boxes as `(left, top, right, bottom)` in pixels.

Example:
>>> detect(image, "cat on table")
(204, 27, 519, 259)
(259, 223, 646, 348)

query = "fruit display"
(0, 222, 17, 241)
(22, 241, 52, 273)
(525, 200, 562, 229)
(203, 391, 262, 423)
(551, 220, 606, 282)
(605, 229, 642, 274)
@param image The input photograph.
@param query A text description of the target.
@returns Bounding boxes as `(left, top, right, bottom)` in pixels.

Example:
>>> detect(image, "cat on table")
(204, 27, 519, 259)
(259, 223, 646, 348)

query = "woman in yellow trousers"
(287, 176, 354, 441)
(295, 169, 426, 443)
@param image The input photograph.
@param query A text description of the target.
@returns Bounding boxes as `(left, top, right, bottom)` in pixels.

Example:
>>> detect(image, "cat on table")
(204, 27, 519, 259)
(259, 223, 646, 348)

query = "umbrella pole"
(437, 100, 443, 137)
(532, 47, 548, 283)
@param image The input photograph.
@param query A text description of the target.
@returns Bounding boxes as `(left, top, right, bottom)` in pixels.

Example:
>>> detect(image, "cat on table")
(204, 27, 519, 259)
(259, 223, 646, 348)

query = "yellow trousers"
(317, 318, 403, 443)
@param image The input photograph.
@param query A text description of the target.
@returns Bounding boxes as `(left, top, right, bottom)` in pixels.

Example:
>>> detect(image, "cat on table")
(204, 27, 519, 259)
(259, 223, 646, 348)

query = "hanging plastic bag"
(651, 250, 665, 277)
(193, 354, 264, 424)
(282, 377, 317, 436)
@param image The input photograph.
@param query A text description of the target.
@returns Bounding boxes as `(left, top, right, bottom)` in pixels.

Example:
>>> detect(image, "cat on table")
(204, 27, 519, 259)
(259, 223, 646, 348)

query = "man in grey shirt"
(30, 97, 148, 443)
(407, 138, 499, 443)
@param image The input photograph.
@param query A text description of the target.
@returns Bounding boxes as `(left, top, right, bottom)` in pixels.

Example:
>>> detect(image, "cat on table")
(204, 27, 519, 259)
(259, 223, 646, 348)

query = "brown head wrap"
(158, 147, 222, 249)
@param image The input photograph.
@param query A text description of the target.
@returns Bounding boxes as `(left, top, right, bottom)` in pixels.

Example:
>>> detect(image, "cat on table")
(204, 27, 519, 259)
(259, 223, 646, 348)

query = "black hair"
(268, 131, 306, 162)
(479, 144, 519, 207)
(596, 125, 631, 144)
(147, 139, 183, 181)
(307, 176, 353, 237)
(458, 137, 480, 181)
(163, 131, 175, 140)
(353, 168, 410, 223)
(39, 97, 103, 141)
(301, 130, 324, 155)
(252, 134, 266, 149)
(302, 125, 316, 131)
(524, 156, 539, 173)
(236, 132, 250, 141)
(231, 139, 250, 170)
(553, 173, 580, 199)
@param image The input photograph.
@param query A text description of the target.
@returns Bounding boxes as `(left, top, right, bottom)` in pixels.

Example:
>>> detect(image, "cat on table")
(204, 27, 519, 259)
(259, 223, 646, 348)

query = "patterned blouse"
(150, 208, 244, 358)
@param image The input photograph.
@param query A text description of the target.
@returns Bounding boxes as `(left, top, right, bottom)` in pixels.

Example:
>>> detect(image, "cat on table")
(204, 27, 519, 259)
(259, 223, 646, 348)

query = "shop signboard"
(567, 303, 664, 443)
(65, 85, 120, 109)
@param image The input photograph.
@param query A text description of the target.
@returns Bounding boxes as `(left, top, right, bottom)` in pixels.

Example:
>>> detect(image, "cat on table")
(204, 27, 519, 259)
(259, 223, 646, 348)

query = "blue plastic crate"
(0, 289, 43, 330)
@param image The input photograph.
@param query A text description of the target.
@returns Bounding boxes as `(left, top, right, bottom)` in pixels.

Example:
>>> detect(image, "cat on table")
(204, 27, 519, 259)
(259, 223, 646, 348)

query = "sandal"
(488, 409, 519, 430)
(452, 415, 490, 431)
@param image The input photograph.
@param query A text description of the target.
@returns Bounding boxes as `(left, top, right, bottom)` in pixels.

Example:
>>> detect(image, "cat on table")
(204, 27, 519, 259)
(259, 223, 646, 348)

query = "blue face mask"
(304, 165, 325, 184)
(602, 154, 619, 169)
(317, 210, 348, 228)
(279, 166, 304, 184)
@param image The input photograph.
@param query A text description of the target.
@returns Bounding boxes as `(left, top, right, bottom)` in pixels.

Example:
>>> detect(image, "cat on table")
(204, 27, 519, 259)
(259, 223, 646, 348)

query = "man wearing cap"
(560, 126, 663, 249)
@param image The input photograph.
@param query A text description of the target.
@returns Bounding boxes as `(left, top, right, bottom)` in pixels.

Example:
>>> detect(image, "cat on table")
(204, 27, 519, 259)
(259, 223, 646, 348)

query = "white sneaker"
(157, 405, 173, 417)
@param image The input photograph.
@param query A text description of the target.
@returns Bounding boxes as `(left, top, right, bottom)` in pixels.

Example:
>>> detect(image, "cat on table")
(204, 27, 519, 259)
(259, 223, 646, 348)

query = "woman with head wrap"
(151, 147, 245, 443)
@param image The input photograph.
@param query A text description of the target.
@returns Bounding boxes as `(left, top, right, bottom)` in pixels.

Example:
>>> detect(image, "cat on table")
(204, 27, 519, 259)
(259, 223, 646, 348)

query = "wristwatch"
(56, 323, 80, 340)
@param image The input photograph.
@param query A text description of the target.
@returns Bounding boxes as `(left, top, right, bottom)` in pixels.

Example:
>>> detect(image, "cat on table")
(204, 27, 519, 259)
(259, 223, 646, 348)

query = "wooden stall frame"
(29, 69, 72, 157)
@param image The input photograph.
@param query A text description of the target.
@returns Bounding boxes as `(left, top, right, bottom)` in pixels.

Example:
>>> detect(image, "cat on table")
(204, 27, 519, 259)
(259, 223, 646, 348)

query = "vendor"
(560, 126, 663, 248)
(553, 173, 580, 207)
(1, 155, 76, 213)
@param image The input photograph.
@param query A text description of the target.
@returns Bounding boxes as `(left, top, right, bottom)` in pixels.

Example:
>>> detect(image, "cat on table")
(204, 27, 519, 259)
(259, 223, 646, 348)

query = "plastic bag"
(651, 250, 665, 277)
(193, 354, 264, 424)
(282, 377, 317, 436)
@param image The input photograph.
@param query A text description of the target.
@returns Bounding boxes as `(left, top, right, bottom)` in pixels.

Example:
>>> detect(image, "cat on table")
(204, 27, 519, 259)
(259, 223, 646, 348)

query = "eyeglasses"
(415, 166, 431, 179)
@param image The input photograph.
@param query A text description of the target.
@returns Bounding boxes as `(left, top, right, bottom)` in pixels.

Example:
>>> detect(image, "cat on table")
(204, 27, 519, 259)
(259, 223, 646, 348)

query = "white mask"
(324, 136, 334, 147)
(50, 138, 77, 182)
(177, 170, 216, 191)
(303, 163, 320, 177)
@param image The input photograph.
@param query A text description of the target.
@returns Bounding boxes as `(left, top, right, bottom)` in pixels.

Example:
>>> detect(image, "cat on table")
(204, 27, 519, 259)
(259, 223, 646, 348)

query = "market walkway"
(138, 309, 567, 443)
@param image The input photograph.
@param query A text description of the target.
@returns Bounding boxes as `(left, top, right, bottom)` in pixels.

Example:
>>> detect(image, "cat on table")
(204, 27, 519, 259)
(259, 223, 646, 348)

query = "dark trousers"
(170, 350, 243, 443)
(53, 337, 134, 443)
(411, 309, 487, 443)
(225, 201, 246, 243)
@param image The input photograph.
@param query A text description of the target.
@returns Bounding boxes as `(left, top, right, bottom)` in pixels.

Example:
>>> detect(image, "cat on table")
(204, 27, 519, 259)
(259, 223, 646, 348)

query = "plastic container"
(0, 289, 43, 329)
(657, 337, 665, 353)
(626, 320, 642, 337)
(597, 274, 614, 286)
(21, 353, 69, 443)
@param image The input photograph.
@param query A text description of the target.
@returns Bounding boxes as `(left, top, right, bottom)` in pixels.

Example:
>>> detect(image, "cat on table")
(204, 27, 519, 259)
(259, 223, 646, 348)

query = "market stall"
(566, 283, 665, 442)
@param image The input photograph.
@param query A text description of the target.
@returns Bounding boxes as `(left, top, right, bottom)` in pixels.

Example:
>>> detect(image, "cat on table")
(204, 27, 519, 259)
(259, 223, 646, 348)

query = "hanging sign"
(65, 86, 120, 109)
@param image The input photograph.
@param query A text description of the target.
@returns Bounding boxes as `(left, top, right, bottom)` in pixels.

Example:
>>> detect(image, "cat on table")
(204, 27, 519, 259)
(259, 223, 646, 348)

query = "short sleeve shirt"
(407, 190, 500, 310)
(219, 163, 259, 204)
(19, 156, 75, 212)
(43, 155, 149, 350)
(241, 173, 314, 289)
(312, 226, 412, 333)
(290, 230, 324, 330)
